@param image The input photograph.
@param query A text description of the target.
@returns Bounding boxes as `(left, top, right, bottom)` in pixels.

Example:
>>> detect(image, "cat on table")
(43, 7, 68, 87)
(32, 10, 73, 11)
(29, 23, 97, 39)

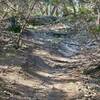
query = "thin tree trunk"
(51, 5, 57, 16)
(69, 0, 76, 17)
(16, 1, 37, 48)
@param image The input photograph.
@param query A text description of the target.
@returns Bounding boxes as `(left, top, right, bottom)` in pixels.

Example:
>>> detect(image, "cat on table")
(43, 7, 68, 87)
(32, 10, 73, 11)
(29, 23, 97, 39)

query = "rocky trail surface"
(0, 44, 100, 100)
(0, 24, 100, 100)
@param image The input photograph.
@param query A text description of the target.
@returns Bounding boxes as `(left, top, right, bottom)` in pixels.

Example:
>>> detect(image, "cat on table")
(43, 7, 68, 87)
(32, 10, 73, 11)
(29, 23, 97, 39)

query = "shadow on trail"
(48, 88, 68, 100)
(0, 77, 47, 100)
(0, 45, 79, 85)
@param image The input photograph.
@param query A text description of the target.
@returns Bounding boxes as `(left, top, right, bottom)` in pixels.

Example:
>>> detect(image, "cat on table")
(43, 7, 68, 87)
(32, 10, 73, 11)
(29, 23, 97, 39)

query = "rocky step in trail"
(0, 24, 100, 100)
(0, 41, 100, 100)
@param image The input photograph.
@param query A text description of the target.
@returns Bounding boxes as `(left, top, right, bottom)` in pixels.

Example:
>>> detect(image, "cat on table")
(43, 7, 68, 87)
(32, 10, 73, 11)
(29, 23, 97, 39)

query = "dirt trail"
(0, 45, 100, 100)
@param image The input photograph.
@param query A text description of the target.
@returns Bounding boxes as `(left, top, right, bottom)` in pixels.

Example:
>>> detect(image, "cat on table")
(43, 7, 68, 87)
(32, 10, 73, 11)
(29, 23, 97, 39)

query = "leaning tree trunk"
(16, 1, 37, 48)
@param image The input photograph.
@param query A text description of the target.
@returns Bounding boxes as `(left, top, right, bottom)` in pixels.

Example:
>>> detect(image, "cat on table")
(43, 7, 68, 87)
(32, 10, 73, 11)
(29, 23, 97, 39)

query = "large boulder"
(26, 16, 58, 26)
